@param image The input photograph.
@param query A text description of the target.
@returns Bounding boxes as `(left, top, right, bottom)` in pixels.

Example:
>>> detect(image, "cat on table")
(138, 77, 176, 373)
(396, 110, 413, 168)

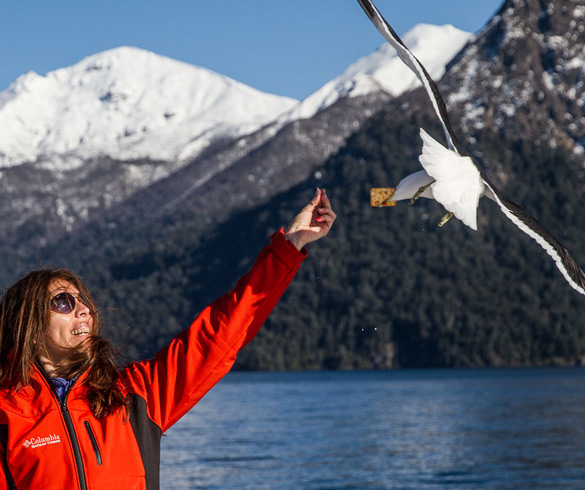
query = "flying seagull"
(358, 0, 585, 297)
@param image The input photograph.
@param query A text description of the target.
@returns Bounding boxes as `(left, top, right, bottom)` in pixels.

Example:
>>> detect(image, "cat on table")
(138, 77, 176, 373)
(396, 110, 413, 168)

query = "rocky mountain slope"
(445, 0, 585, 156)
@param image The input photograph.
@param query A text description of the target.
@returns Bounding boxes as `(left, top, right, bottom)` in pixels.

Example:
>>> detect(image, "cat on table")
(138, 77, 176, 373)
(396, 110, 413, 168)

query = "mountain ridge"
(0, 46, 297, 169)
(0, 24, 469, 257)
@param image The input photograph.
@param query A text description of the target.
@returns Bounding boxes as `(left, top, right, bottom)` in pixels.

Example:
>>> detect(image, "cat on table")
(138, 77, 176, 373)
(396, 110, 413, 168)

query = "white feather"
(392, 170, 435, 202)
(418, 128, 484, 230)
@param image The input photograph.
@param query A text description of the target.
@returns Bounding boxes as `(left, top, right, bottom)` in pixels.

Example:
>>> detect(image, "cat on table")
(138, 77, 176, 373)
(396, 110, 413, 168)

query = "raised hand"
(284, 188, 336, 250)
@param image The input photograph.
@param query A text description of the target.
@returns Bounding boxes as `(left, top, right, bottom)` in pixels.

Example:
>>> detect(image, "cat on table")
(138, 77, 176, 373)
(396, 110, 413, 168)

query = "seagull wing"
(484, 180, 585, 296)
(356, 0, 461, 152)
(358, 0, 585, 296)
(392, 170, 435, 202)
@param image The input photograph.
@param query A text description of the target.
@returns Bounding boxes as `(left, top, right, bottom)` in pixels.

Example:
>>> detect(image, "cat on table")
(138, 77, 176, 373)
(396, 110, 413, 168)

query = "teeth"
(72, 329, 89, 336)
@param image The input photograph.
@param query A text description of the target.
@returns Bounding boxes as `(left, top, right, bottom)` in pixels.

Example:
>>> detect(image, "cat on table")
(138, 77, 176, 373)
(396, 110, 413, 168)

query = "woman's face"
(42, 279, 94, 367)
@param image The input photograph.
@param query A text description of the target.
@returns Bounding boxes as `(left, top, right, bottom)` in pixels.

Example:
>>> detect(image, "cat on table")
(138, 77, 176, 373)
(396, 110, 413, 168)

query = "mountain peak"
(280, 23, 471, 123)
(0, 46, 297, 168)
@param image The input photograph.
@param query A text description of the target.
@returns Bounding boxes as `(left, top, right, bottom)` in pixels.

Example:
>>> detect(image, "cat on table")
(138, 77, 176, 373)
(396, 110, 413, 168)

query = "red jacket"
(0, 231, 305, 490)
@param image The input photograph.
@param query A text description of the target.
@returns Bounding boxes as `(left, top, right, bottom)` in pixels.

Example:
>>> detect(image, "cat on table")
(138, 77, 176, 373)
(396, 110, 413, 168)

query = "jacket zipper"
(36, 365, 88, 490)
(60, 399, 88, 490)
(84, 421, 103, 466)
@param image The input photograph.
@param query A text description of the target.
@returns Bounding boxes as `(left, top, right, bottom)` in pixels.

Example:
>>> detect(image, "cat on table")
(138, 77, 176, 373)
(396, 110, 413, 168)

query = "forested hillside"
(35, 87, 585, 369)
(227, 97, 585, 369)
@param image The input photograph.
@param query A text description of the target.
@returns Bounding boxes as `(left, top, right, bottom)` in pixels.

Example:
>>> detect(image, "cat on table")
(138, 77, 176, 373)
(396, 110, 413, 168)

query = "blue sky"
(0, 1, 503, 100)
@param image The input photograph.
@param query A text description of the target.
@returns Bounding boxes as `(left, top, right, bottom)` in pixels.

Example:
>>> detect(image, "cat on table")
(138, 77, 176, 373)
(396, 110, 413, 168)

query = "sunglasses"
(49, 292, 89, 315)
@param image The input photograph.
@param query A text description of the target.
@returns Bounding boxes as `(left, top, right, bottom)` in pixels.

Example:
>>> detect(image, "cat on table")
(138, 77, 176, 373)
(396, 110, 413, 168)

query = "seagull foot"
(438, 212, 454, 227)
(410, 181, 435, 204)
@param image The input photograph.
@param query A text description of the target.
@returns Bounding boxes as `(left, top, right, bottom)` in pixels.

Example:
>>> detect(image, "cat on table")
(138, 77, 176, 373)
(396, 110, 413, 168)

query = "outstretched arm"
(122, 189, 337, 431)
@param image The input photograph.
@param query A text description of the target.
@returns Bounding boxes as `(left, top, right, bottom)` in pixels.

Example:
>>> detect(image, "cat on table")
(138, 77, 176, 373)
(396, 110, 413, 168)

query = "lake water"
(160, 368, 585, 489)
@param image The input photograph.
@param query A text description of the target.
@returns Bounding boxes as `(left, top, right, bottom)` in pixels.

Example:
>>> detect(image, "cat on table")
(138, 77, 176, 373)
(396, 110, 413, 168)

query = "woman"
(0, 189, 336, 490)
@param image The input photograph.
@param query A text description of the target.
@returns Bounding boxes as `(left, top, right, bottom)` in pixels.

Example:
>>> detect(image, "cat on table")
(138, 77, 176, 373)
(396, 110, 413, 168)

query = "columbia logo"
(23, 434, 61, 449)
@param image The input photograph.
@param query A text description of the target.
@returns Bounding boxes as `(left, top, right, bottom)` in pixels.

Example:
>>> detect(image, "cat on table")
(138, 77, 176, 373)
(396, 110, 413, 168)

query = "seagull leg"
(410, 180, 435, 204)
(438, 212, 454, 227)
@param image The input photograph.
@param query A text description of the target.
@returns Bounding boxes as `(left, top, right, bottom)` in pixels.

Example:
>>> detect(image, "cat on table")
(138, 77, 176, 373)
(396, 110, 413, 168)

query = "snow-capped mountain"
(0, 46, 297, 169)
(0, 23, 472, 257)
(281, 24, 471, 123)
(0, 25, 470, 171)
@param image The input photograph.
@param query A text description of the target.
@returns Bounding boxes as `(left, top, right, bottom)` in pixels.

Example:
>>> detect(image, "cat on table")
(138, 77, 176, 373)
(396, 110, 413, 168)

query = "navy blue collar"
(50, 377, 76, 401)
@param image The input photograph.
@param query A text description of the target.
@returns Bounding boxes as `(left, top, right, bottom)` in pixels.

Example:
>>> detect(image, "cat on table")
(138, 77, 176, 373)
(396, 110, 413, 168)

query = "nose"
(75, 300, 91, 317)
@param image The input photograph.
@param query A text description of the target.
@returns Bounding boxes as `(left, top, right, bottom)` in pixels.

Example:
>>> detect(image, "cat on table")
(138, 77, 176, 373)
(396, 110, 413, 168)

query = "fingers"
(315, 190, 336, 223)
(319, 188, 331, 207)
(315, 197, 336, 236)
(316, 208, 336, 222)
(306, 188, 322, 209)
(316, 216, 334, 226)
(309, 189, 332, 213)
(287, 188, 336, 246)
(300, 189, 326, 222)
(314, 188, 331, 209)
(303, 188, 337, 228)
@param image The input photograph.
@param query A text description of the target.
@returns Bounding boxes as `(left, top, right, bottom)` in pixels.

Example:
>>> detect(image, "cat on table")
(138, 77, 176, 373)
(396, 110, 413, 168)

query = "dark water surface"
(160, 368, 585, 489)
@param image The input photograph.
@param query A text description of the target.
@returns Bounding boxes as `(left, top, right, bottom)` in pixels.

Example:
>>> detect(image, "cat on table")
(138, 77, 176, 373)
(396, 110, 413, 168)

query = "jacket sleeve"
(121, 230, 306, 432)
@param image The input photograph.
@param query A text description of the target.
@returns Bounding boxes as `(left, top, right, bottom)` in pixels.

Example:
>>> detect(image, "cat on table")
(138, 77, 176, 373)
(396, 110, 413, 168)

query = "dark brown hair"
(0, 269, 128, 418)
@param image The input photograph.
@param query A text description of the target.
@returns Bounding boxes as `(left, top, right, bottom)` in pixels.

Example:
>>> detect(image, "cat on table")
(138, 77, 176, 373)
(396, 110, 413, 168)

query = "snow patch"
(0, 47, 297, 169)
(574, 5, 585, 18)
(280, 24, 471, 124)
